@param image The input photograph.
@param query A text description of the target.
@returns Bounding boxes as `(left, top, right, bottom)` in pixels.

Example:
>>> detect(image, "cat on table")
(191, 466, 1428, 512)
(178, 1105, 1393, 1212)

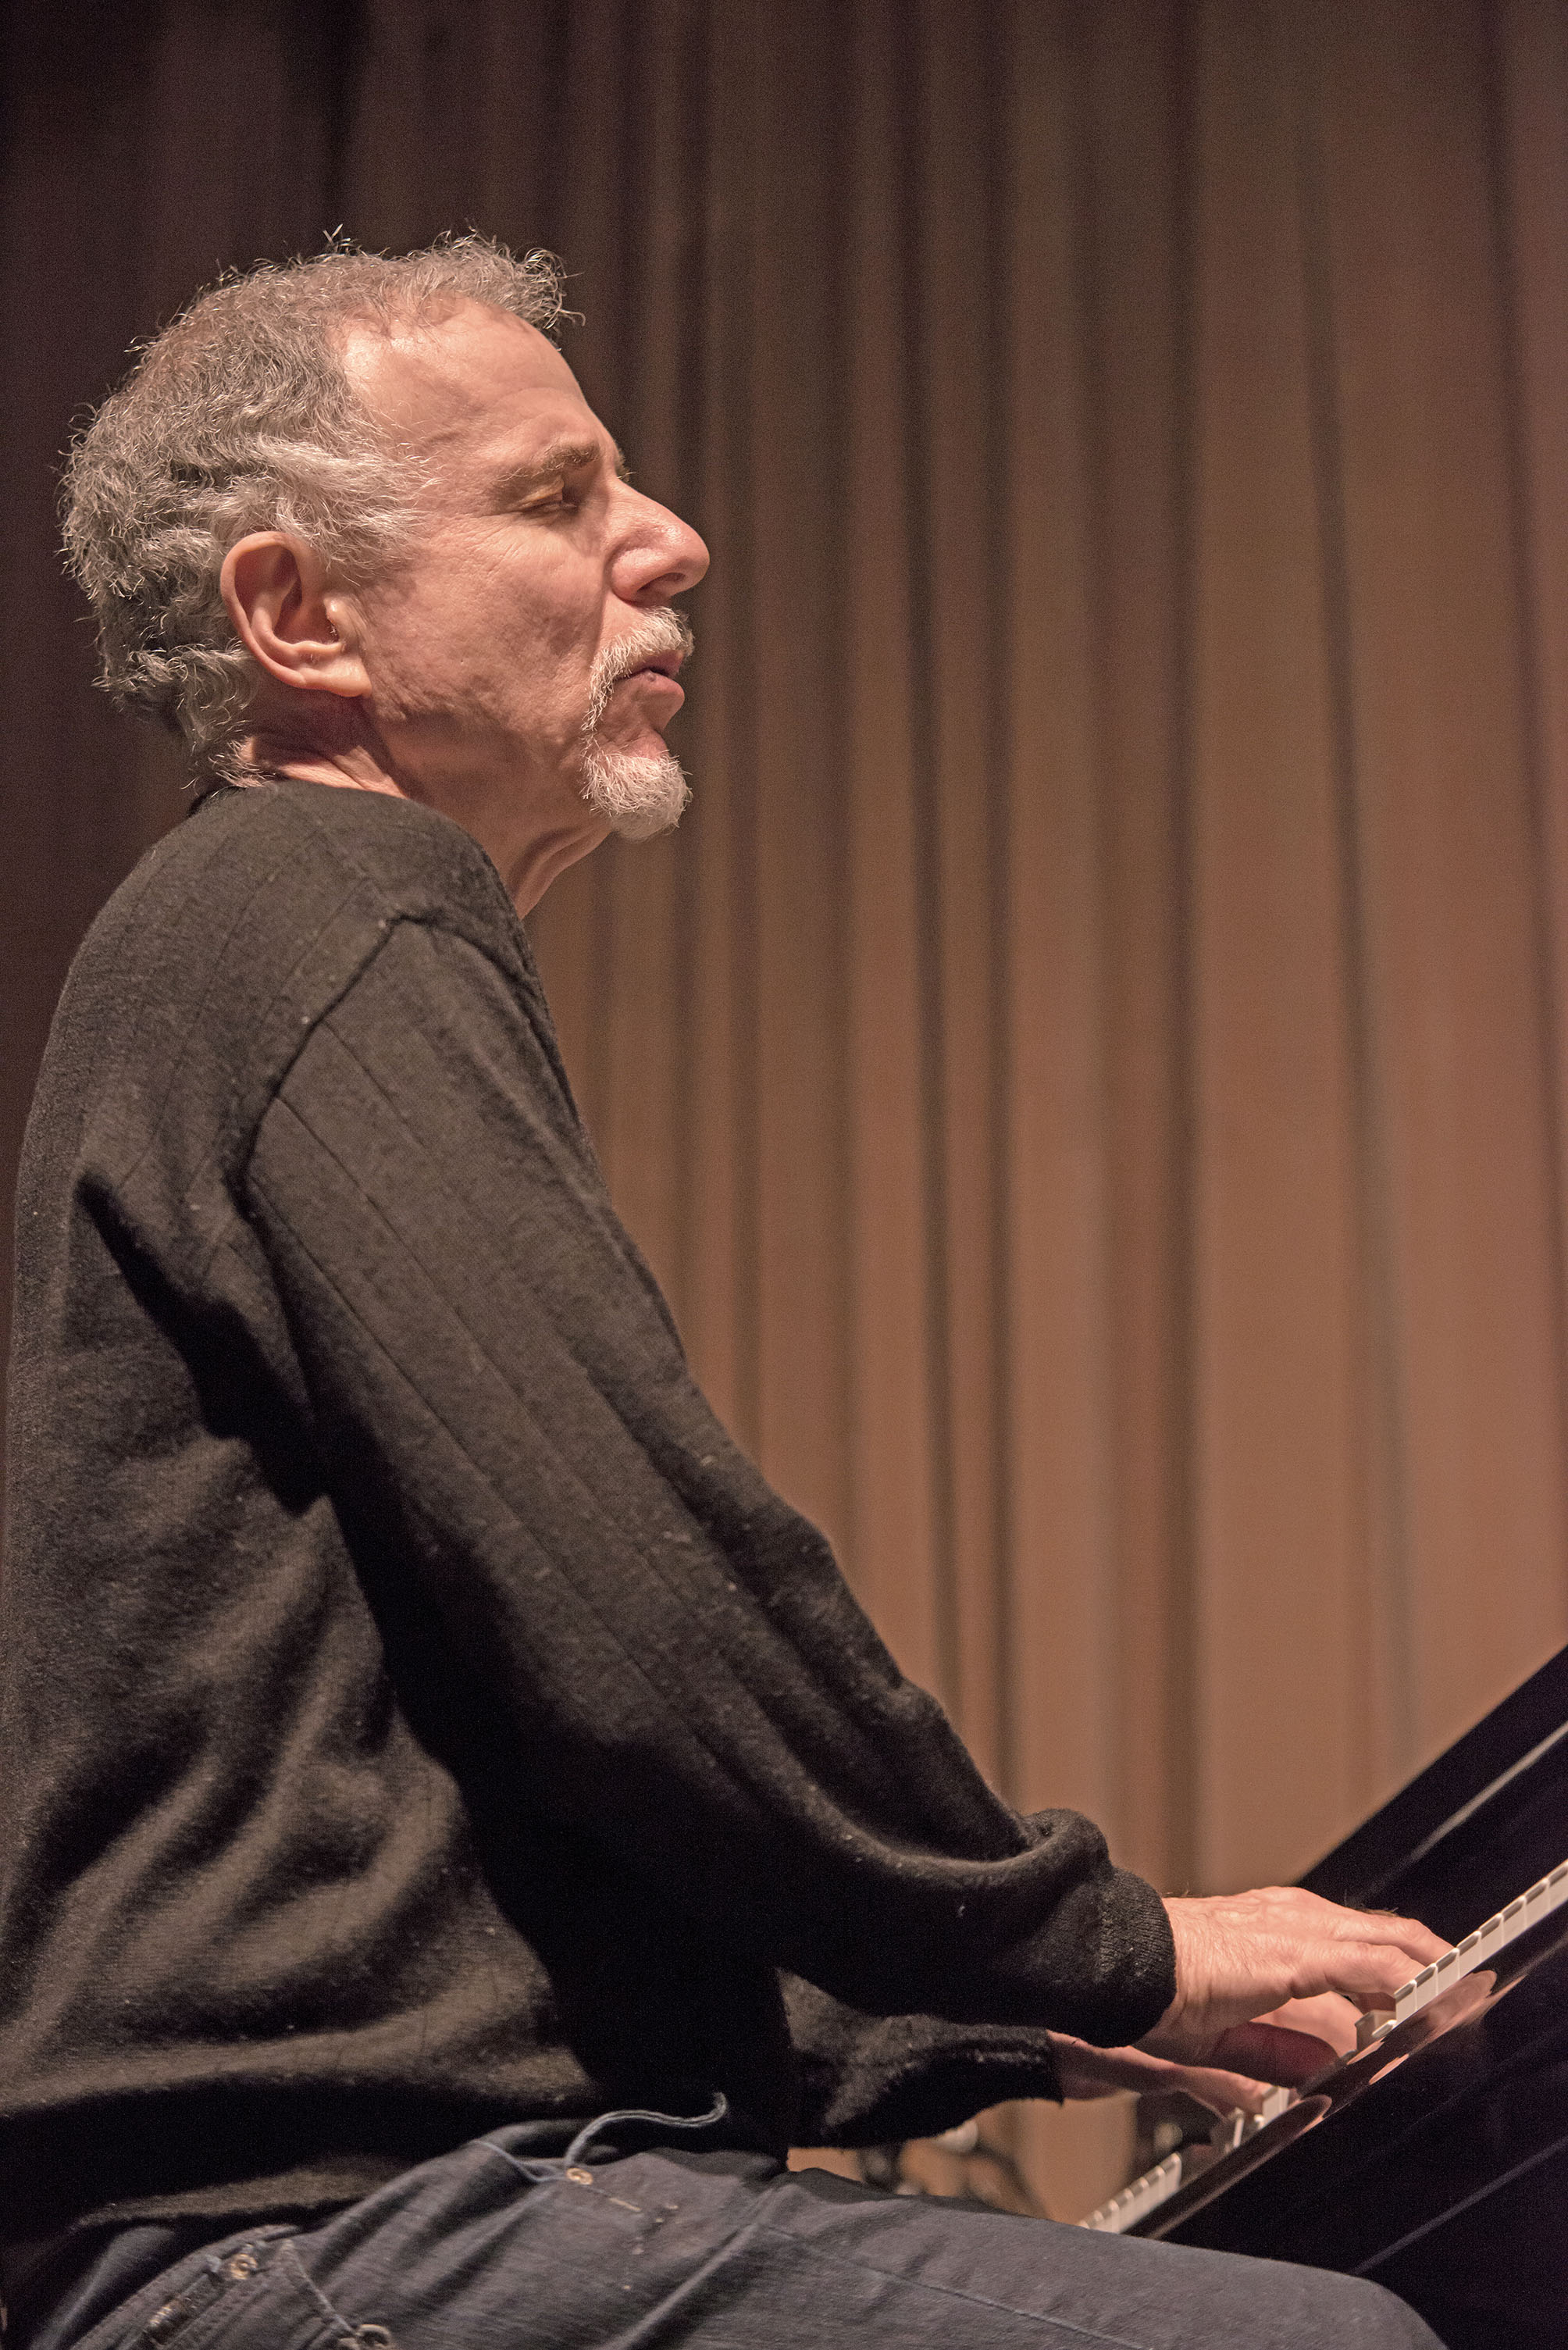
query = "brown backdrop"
(5, 0, 1568, 2213)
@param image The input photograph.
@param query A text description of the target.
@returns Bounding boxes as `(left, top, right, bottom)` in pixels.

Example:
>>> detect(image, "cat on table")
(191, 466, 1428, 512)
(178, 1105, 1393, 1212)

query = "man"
(0, 236, 1446, 2349)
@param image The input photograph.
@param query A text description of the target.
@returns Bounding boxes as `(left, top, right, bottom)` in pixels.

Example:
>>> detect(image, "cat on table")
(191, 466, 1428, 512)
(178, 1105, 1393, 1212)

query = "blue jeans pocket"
(122, 2238, 298, 2350)
(124, 2238, 392, 2350)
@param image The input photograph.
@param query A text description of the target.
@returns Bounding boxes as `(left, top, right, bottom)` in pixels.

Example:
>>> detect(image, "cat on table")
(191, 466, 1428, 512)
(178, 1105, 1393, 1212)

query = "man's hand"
(1047, 2032, 1296, 2118)
(1138, 1885, 1449, 2084)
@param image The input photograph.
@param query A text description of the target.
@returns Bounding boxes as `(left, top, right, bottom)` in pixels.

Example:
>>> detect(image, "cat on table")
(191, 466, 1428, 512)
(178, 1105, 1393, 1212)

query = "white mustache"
(583, 610, 695, 735)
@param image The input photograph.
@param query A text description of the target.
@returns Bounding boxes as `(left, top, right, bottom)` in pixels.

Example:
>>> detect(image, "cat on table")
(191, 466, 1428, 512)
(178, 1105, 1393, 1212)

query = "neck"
(234, 733, 610, 915)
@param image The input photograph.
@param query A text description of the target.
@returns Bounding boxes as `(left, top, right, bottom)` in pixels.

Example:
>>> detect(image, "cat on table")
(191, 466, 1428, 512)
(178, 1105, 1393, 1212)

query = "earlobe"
(220, 533, 369, 700)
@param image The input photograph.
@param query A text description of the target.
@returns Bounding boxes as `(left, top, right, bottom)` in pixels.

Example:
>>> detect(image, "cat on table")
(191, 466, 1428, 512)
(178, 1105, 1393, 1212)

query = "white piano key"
(1392, 1853, 1568, 2023)
(1080, 2152, 1185, 2234)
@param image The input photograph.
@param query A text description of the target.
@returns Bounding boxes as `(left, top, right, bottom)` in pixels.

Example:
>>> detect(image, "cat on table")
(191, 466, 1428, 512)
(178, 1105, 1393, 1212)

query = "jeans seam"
(275, 2242, 369, 2345)
(59, 2234, 295, 2350)
(752, 2217, 1154, 2350)
(137, 2242, 311, 2350)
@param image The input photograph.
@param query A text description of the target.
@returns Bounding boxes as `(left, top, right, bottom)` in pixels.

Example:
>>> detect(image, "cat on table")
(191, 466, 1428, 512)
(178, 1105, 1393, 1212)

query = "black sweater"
(0, 781, 1174, 2238)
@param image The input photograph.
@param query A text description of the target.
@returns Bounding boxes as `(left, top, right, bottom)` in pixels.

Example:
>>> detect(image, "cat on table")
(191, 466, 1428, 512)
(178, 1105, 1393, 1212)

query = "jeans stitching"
(275, 2241, 372, 2345)
(131, 2244, 309, 2350)
(752, 2218, 1154, 2350)
(60, 2234, 295, 2350)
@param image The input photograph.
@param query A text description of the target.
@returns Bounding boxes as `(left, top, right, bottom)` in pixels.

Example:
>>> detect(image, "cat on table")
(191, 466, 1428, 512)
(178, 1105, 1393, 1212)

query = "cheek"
(359, 537, 602, 731)
(483, 553, 601, 676)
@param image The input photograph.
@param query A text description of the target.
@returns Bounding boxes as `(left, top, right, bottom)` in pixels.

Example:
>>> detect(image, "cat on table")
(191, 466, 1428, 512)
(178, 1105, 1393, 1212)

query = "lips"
(614, 661, 684, 695)
(586, 616, 694, 732)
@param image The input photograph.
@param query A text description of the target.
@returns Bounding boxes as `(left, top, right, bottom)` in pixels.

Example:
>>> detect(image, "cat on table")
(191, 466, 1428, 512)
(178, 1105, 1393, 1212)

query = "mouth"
(618, 651, 684, 685)
(608, 661, 686, 724)
(586, 615, 695, 739)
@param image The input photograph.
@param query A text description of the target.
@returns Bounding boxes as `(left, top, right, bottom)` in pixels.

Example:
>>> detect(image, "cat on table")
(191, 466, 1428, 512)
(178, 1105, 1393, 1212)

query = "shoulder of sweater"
(46, 780, 540, 1193)
(114, 779, 519, 951)
(66, 780, 531, 1036)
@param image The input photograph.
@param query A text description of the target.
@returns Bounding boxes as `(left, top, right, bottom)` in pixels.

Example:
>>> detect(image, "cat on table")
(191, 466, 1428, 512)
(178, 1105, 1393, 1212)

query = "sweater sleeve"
(241, 912, 1175, 2046)
(781, 1972, 1067, 2146)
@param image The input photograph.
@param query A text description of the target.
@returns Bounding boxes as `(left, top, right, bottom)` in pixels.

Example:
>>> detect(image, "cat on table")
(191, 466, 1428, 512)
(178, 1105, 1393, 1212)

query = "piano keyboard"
(1079, 1853, 1568, 2236)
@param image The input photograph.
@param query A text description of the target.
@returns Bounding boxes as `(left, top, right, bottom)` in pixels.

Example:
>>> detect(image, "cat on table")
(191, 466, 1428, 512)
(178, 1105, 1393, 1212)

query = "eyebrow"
(491, 437, 632, 503)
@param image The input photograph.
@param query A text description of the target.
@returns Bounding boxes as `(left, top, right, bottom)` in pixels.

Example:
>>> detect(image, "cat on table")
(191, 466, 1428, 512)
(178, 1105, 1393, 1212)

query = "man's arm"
(779, 1885, 1448, 2143)
(241, 904, 1444, 2071)
(241, 909, 1174, 2044)
(781, 1974, 1066, 2144)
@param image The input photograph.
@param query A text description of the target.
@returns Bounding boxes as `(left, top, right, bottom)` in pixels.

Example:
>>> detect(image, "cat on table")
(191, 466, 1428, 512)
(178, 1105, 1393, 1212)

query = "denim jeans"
(29, 2103, 1447, 2350)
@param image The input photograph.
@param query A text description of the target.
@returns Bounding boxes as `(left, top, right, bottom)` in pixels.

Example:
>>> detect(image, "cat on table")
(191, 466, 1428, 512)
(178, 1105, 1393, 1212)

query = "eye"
(522, 469, 597, 518)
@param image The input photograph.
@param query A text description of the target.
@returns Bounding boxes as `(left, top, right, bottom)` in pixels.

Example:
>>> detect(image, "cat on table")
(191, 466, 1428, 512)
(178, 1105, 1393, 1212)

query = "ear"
(219, 533, 370, 699)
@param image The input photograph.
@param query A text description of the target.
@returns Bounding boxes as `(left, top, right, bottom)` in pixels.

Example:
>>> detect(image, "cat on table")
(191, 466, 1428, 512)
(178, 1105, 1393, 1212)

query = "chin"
(580, 745, 691, 840)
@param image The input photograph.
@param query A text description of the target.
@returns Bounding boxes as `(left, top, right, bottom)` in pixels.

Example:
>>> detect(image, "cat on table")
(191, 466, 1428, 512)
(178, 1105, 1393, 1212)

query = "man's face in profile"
(341, 300, 708, 837)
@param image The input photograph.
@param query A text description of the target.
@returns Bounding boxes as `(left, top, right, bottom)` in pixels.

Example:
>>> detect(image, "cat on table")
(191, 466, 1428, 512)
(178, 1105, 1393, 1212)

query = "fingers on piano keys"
(1357, 1855, 1568, 2050)
(1084, 1855, 1568, 2234)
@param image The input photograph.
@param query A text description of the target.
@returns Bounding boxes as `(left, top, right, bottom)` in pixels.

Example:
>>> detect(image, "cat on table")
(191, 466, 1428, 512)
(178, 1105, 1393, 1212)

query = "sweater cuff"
(783, 1982, 1066, 2145)
(986, 1853, 1177, 2046)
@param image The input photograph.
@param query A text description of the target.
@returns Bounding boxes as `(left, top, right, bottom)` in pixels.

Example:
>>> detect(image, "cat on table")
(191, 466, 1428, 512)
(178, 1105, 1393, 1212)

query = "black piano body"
(1128, 1640, 1568, 2348)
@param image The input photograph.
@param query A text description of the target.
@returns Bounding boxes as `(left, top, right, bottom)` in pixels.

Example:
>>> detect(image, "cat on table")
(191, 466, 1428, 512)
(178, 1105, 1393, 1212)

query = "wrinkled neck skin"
(230, 681, 611, 917)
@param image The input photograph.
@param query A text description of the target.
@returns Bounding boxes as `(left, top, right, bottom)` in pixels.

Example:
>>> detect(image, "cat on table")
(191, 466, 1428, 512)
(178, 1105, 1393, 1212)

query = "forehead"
(342, 300, 600, 476)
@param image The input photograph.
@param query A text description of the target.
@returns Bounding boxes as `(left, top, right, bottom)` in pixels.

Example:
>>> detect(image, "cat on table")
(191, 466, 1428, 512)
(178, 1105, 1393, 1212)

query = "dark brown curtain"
(5, 0, 1568, 2213)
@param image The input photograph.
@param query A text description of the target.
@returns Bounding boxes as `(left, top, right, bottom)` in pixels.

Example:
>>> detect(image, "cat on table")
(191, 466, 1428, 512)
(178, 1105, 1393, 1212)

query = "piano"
(1080, 1640, 1568, 2348)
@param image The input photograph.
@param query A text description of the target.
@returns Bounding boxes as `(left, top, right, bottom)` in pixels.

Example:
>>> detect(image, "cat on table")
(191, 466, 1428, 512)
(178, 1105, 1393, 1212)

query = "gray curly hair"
(60, 234, 565, 781)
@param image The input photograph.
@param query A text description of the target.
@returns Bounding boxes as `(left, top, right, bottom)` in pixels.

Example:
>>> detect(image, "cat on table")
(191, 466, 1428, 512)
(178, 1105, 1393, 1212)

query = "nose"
(611, 487, 709, 604)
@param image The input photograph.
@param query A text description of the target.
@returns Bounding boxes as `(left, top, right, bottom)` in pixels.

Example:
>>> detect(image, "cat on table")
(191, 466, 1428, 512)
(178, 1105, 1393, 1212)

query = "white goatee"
(579, 610, 695, 841)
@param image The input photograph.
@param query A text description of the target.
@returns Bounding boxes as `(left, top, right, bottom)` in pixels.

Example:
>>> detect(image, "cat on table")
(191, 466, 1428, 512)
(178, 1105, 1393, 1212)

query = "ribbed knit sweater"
(0, 781, 1174, 2239)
